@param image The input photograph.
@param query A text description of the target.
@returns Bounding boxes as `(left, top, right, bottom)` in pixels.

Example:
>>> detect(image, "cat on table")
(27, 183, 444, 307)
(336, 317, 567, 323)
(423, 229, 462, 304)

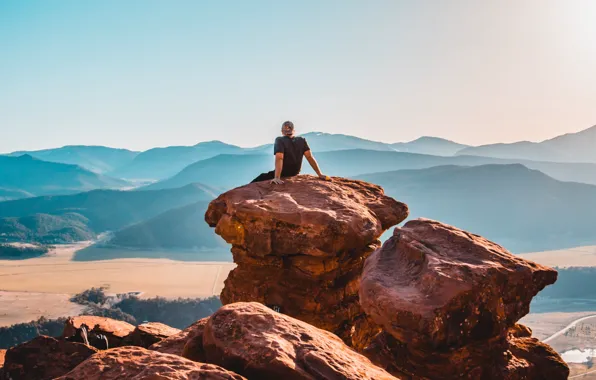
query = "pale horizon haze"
(1, 0, 596, 152)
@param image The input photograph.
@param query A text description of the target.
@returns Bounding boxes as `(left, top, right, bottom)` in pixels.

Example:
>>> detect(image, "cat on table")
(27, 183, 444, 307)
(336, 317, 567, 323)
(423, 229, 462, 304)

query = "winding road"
(543, 314, 596, 343)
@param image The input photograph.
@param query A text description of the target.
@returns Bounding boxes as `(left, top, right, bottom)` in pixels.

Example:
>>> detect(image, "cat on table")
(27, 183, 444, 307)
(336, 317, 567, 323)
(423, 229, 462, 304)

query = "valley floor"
(519, 245, 596, 268)
(0, 243, 235, 326)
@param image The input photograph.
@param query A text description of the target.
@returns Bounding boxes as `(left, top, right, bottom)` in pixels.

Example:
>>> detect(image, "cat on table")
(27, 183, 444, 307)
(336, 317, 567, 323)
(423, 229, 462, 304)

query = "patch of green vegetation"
(0, 243, 50, 259)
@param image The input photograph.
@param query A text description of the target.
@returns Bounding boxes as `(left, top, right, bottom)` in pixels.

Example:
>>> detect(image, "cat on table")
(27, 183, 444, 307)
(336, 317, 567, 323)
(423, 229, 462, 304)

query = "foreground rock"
(124, 322, 181, 348)
(359, 218, 568, 379)
(56, 346, 246, 380)
(3, 336, 98, 380)
(150, 318, 208, 359)
(62, 316, 135, 348)
(197, 302, 398, 380)
(205, 176, 408, 341)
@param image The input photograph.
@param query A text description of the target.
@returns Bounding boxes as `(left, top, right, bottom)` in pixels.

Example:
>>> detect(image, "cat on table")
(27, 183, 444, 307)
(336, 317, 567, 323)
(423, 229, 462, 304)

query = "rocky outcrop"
(56, 347, 246, 380)
(205, 176, 408, 341)
(359, 218, 568, 379)
(181, 318, 209, 362)
(195, 302, 397, 380)
(62, 315, 135, 348)
(150, 318, 208, 359)
(2, 336, 98, 380)
(124, 322, 181, 348)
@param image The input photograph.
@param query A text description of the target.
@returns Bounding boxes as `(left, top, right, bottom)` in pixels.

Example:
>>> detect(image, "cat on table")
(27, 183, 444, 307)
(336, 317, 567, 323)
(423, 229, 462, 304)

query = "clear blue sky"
(1, 0, 595, 152)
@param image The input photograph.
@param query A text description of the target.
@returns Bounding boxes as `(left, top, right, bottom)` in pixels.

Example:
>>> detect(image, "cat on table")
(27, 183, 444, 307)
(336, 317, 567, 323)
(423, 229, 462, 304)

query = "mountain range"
(457, 125, 596, 163)
(0, 155, 129, 198)
(2, 125, 596, 254)
(144, 149, 596, 191)
(0, 184, 215, 240)
(357, 164, 596, 252)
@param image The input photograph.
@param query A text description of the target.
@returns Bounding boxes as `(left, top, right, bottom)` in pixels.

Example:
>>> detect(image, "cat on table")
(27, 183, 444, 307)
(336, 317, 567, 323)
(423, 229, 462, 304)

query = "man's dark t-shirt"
(274, 136, 310, 177)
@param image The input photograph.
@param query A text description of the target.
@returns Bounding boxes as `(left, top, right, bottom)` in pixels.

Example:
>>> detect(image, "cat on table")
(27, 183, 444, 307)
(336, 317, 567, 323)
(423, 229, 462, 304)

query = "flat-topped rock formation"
(359, 218, 568, 379)
(205, 175, 408, 341)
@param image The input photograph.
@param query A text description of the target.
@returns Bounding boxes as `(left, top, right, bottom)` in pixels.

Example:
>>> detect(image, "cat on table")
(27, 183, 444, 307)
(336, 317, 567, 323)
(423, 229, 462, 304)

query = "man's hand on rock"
(318, 174, 331, 181)
(271, 178, 284, 185)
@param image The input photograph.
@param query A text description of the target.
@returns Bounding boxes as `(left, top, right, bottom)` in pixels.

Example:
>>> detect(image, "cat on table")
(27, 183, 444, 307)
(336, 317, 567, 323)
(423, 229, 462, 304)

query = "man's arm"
(304, 150, 327, 179)
(274, 152, 284, 180)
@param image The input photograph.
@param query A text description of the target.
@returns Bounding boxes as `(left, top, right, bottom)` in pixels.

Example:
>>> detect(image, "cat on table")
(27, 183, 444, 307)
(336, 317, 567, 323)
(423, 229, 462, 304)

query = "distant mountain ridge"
(8, 145, 138, 174)
(145, 149, 596, 191)
(457, 125, 596, 163)
(0, 155, 129, 197)
(0, 183, 216, 233)
(109, 201, 226, 250)
(356, 164, 596, 252)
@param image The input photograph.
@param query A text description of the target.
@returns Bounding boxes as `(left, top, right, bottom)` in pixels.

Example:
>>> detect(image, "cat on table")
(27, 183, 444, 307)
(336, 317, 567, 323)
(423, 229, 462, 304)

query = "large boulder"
(56, 346, 246, 380)
(62, 316, 135, 348)
(359, 219, 568, 379)
(124, 322, 181, 348)
(205, 176, 408, 341)
(150, 318, 209, 359)
(197, 302, 398, 380)
(2, 336, 97, 380)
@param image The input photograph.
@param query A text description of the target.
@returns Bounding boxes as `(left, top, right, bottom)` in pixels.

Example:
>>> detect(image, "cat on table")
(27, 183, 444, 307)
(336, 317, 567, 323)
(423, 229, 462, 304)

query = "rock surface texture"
(56, 346, 247, 380)
(359, 218, 569, 379)
(199, 302, 397, 380)
(205, 176, 408, 341)
(124, 322, 181, 348)
(62, 315, 135, 348)
(2, 336, 98, 380)
(149, 318, 209, 362)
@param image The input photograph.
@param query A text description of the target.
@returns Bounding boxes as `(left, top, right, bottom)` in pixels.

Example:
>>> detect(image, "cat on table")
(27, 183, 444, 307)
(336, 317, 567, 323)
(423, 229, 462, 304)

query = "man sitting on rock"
(251, 121, 329, 184)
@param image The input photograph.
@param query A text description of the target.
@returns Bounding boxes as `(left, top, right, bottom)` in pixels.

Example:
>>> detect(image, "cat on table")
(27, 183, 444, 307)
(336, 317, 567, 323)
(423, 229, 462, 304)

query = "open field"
(520, 312, 596, 341)
(0, 243, 235, 326)
(519, 246, 596, 268)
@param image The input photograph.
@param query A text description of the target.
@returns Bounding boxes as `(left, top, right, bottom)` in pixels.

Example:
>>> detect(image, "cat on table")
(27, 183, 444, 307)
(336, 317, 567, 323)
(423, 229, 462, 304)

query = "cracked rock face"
(205, 175, 408, 341)
(359, 218, 568, 379)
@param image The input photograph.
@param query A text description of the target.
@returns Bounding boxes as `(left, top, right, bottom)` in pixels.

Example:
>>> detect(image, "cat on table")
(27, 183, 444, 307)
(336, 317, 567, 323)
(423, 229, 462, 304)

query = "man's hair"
(282, 121, 294, 129)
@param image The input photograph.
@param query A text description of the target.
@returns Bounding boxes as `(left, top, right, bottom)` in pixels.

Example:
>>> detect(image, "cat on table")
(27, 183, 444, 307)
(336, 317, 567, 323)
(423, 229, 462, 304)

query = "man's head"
(281, 121, 294, 137)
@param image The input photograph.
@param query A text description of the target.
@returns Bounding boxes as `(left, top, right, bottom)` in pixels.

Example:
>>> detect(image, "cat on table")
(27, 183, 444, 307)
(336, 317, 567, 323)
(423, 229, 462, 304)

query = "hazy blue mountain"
(110, 141, 246, 180)
(0, 188, 34, 202)
(391, 136, 469, 156)
(109, 201, 227, 250)
(144, 154, 273, 191)
(0, 155, 129, 196)
(299, 132, 395, 152)
(457, 125, 596, 163)
(145, 149, 596, 191)
(0, 212, 96, 244)
(357, 164, 596, 253)
(0, 183, 217, 233)
(7, 145, 139, 174)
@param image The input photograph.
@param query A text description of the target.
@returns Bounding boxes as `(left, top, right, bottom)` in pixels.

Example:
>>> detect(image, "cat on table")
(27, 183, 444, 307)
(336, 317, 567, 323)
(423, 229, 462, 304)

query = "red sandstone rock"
(56, 346, 246, 380)
(360, 218, 558, 348)
(124, 322, 181, 348)
(206, 175, 408, 256)
(62, 315, 135, 348)
(199, 302, 398, 380)
(149, 318, 209, 359)
(2, 336, 97, 380)
(181, 318, 209, 362)
(359, 218, 567, 379)
(206, 176, 408, 341)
